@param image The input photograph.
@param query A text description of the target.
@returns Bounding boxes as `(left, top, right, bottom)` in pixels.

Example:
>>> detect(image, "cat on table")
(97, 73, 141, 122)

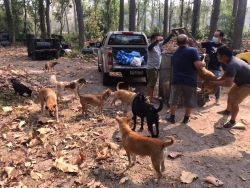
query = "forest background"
(1, 0, 250, 50)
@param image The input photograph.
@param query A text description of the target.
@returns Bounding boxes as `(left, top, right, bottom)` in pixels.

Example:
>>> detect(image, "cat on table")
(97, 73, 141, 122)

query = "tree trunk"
(119, 0, 124, 31)
(65, 10, 70, 34)
(163, 0, 168, 38)
(136, 1, 140, 30)
(3, 0, 15, 43)
(208, 0, 221, 40)
(129, 0, 136, 31)
(150, 0, 155, 31)
(180, 0, 184, 27)
(23, 0, 27, 35)
(75, 0, 84, 48)
(73, 0, 78, 32)
(232, 0, 247, 49)
(229, 0, 239, 40)
(39, 0, 47, 39)
(46, 0, 51, 38)
(191, 0, 201, 38)
(169, 0, 173, 33)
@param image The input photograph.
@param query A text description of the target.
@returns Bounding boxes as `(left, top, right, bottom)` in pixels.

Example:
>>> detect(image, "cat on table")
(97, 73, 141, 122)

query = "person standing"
(166, 34, 206, 124)
(146, 32, 174, 103)
(196, 30, 225, 104)
(210, 46, 250, 128)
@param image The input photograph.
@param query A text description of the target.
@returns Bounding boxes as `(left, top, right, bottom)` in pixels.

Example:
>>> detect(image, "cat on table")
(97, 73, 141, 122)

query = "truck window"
(108, 34, 146, 45)
(102, 36, 107, 46)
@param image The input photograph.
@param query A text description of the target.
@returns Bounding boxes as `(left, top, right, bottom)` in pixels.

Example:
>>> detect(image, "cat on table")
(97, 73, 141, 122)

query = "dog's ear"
(53, 104, 57, 109)
(45, 106, 49, 110)
(115, 115, 121, 122)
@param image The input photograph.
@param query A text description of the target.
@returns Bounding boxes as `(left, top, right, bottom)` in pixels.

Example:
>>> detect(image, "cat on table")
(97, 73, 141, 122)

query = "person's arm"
(194, 60, 206, 69)
(148, 40, 158, 51)
(188, 38, 202, 48)
(210, 76, 234, 87)
(162, 34, 174, 45)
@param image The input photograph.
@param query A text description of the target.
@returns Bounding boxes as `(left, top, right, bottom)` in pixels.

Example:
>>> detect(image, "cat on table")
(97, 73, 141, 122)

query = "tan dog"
(197, 54, 218, 98)
(45, 61, 59, 72)
(50, 75, 86, 99)
(110, 82, 138, 106)
(38, 88, 59, 122)
(78, 87, 112, 117)
(116, 115, 175, 182)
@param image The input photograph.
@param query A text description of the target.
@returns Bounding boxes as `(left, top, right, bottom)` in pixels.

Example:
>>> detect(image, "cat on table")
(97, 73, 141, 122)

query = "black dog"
(10, 79, 32, 97)
(131, 93, 163, 138)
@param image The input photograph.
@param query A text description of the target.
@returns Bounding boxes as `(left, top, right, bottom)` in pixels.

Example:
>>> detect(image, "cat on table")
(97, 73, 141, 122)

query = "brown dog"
(45, 61, 59, 72)
(111, 82, 143, 106)
(197, 54, 218, 98)
(78, 87, 112, 117)
(116, 115, 175, 182)
(38, 88, 59, 122)
(50, 75, 86, 99)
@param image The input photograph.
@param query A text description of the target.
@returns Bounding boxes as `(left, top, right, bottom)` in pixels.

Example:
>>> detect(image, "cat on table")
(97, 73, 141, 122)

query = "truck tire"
(98, 57, 102, 72)
(103, 72, 111, 86)
(54, 51, 59, 59)
(32, 52, 37, 60)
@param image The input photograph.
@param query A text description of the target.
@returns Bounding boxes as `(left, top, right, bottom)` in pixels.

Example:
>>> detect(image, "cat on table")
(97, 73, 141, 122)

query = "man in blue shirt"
(166, 34, 206, 124)
(197, 30, 224, 104)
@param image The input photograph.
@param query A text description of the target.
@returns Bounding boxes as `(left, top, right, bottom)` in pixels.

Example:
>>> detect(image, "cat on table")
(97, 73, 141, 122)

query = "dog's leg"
(160, 159, 165, 172)
(125, 150, 132, 166)
(110, 97, 117, 106)
(147, 119, 155, 137)
(40, 100, 44, 114)
(55, 105, 59, 122)
(155, 116, 159, 138)
(139, 117, 144, 131)
(151, 157, 163, 182)
(131, 114, 137, 131)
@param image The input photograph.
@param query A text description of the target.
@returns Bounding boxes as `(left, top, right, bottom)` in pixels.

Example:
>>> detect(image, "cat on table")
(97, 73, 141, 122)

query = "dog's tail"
(116, 81, 124, 91)
(154, 97, 163, 113)
(50, 75, 58, 85)
(162, 136, 175, 148)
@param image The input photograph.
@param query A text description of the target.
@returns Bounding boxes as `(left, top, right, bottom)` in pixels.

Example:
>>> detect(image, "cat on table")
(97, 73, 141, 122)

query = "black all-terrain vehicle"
(26, 34, 61, 60)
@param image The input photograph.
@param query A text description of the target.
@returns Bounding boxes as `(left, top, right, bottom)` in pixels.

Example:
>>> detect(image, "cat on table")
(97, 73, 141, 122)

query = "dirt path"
(0, 47, 249, 188)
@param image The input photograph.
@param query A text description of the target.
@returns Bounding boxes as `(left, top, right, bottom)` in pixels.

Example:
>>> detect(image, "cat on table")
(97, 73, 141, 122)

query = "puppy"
(132, 93, 163, 138)
(78, 87, 112, 117)
(38, 88, 59, 122)
(50, 75, 86, 99)
(197, 63, 218, 98)
(45, 61, 59, 72)
(116, 115, 174, 182)
(10, 78, 32, 97)
(110, 82, 137, 106)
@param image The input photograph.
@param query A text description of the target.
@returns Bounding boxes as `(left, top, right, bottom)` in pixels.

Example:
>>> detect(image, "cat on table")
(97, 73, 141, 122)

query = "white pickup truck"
(96, 31, 149, 85)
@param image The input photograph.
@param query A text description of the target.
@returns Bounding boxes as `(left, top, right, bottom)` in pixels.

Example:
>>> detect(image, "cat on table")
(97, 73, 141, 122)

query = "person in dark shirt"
(166, 34, 206, 124)
(196, 30, 224, 104)
(210, 46, 250, 128)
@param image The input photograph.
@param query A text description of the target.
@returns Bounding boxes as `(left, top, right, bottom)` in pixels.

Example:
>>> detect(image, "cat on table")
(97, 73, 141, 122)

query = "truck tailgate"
(112, 61, 147, 71)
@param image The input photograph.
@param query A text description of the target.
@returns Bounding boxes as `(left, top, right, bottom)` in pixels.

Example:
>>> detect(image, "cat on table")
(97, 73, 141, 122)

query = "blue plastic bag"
(116, 50, 143, 65)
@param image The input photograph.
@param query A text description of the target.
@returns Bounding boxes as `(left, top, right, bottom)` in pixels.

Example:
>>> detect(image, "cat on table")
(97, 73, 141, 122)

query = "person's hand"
(208, 81, 215, 86)
(157, 36, 163, 41)
(171, 30, 176, 36)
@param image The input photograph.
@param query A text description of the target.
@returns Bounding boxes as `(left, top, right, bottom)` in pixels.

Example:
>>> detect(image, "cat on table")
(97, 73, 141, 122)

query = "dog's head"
(10, 78, 19, 84)
(116, 115, 132, 129)
(103, 88, 112, 99)
(45, 104, 57, 117)
(52, 62, 59, 66)
(134, 92, 147, 102)
(78, 77, 87, 85)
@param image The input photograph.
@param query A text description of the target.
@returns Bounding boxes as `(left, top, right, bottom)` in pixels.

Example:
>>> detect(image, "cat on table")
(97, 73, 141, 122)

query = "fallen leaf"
(4, 167, 19, 179)
(53, 157, 79, 173)
(2, 106, 13, 112)
(37, 127, 51, 134)
(37, 115, 48, 124)
(106, 141, 120, 150)
(204, 174, 223, 186)
(240, 119, 248, 125)
(30, 170, 42, 180)
(239, 175, 246, 181)
(168, 151, 184, 159)
(119, 177, 129, 184)
(96, 147, 109, 160)
(231, 122, 246, 130)
(180, 171, 198, 184)
(75, 151, 85, 165)
(18, 121, 26, 129)
(29, 138, 42, 147)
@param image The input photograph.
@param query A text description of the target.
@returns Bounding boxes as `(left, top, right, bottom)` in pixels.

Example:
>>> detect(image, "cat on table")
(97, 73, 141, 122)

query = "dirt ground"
(0, 46, 249, 188)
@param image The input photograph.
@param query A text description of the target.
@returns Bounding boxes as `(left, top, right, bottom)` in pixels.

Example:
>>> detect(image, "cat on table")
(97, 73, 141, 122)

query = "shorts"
(146, 69, 158, 87)
(169, 84, 197, 108)
(228, 84, 250, 104)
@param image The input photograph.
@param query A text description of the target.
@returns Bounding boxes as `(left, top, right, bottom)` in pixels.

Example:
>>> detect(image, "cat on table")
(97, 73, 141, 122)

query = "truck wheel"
(32, 52, 36, 60)
(98, 57, 102, 72)
(103, 72, 111, 86)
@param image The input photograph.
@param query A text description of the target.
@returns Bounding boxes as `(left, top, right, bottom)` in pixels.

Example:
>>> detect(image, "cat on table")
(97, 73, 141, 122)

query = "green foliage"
(63, 31, 78, 44)
(85, 12, 103, 41)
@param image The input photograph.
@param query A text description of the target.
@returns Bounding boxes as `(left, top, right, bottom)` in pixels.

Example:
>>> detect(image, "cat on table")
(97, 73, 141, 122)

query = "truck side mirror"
(96, 42, 102, 48)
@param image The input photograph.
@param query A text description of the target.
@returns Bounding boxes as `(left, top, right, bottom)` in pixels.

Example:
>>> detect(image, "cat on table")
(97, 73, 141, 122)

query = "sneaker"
(166, 116, 175, 124)
(182, 119, 190, 124)
(223, 121, 236, 128)
(215, 98, 220, 105)
(217, 110, 231, 115)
